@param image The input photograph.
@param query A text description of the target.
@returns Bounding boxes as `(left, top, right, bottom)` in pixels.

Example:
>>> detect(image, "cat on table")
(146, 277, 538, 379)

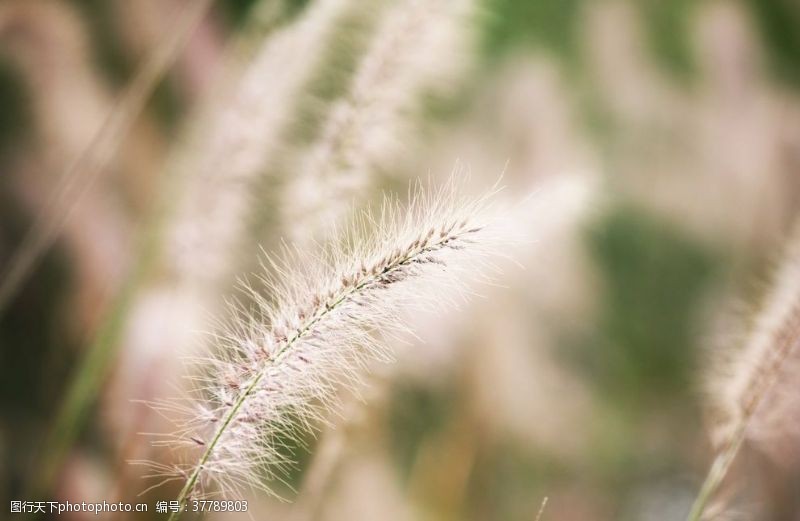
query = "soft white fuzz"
(713, 226, 800, 460)
(146, 181, 502, 500)
(689, 224, 800, 521)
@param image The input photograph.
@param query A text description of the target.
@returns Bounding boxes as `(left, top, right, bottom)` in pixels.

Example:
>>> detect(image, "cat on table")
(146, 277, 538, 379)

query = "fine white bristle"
(145, 179, 503, 501)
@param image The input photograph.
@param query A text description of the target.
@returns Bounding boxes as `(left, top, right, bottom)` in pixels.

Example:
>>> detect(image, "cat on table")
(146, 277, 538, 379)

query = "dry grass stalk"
(0, 0, 213, 313)
(536, 497, 549, 521)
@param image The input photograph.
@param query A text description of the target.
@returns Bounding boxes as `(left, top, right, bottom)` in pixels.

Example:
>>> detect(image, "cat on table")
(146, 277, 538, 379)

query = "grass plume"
(688, 225, 800, 520)
(145, 180, 502, 517)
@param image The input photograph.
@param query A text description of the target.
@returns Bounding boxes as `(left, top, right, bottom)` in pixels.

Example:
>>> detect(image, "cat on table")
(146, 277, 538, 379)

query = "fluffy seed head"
(145, 179, 503, 498)
(712, 223, 800, 463)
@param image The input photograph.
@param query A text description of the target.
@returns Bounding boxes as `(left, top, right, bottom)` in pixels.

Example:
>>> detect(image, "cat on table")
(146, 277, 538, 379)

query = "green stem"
(685, 426, 745, 521)
(167, 286, 352, 521)
(167, 370, 266, 521)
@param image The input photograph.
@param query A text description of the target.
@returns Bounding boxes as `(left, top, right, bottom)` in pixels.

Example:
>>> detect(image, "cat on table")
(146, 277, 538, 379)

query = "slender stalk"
(26, 4, 215, 501)
(168, 371, 266, 521)
(0, 0, 213, 314)
(685, 427, 745, 521)
(535, 497, 549, 521)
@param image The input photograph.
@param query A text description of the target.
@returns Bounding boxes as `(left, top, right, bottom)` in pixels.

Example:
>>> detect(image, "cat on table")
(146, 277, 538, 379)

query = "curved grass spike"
(687, 224, 800, 520)
(156, 180, 502, 518)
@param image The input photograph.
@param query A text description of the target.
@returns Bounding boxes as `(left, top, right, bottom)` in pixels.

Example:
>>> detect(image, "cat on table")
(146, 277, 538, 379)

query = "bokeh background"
(1, 0, 800, 519)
